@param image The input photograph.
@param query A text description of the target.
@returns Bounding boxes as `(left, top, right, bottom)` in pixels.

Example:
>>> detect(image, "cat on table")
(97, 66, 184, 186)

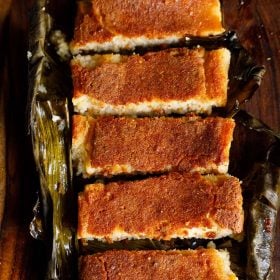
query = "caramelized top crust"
(72, 116, 235, 175)
(204, 49, 230, 102)
(72, 48, 229, 106)
(79, 249, 236, 280)
(73, 0, 224, 47)
(78, 172, 243, 240)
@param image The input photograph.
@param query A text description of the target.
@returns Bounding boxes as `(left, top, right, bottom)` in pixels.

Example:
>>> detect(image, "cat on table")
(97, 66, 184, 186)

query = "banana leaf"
(29, 0, 76, 279)
(28, 0, 279, 279)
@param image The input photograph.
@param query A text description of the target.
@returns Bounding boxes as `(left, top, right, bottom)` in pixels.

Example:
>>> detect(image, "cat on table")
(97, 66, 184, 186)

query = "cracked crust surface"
(79, 249, 238, 280)
(78, 172, 243, 241)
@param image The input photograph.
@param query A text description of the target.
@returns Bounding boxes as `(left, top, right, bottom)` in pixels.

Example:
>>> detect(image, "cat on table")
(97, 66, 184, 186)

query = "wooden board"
(0, 0, 279, 279)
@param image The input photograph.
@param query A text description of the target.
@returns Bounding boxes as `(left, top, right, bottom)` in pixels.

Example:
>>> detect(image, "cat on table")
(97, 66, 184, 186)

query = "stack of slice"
(71, 1, 242, 279)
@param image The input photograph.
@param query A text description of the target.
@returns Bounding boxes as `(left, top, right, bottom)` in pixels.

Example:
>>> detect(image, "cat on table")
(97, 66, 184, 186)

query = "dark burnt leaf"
(29, 0, 76, 279)
(245, 163, 280, 280)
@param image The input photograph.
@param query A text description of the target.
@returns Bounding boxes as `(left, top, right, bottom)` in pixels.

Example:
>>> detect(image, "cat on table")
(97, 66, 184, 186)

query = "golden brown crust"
(72, 114, 89, 142)
(204, 49, 230, 104)
(72, 48, 229, 108)
(72, 114, 96, 160)
(72, 49, 204, 104)
(73, 0, 224, 48)
(79, 249, 236, 280)
(78, 172, 243, 240)
(72, 116, 235, 177)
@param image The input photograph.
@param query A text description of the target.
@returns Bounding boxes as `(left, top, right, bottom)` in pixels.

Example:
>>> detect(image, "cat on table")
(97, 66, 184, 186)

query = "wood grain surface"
(223, 0, 280, 132)
(0, 0, 279, 279)
(0, 0, 46, 279)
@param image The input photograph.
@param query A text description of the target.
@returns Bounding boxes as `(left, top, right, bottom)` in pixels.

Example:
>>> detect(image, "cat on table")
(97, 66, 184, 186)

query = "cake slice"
(79, 249, 238, 280)
(78, 172, 243, 241)
(72, 115, 235, 178)
(72, 48, 230, 116)
(71, 0, 225, 53)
